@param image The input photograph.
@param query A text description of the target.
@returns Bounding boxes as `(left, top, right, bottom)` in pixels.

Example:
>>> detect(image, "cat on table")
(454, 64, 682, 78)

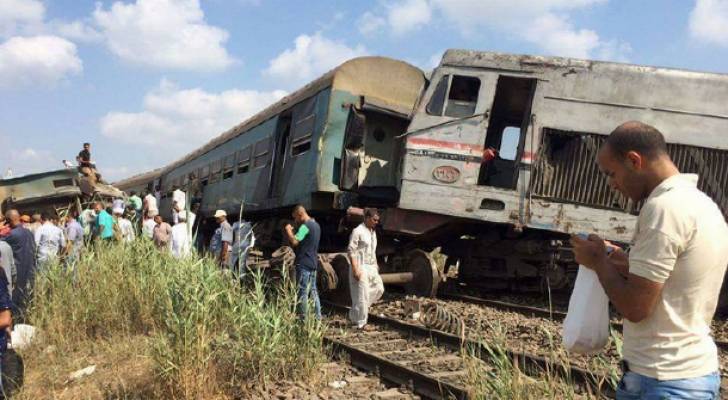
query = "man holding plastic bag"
(570, 121, 728, 399)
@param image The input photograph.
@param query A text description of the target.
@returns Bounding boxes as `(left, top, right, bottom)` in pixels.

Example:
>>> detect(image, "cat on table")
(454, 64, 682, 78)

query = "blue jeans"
(617, 371, 720, 399)
(296, 266, 321, 320)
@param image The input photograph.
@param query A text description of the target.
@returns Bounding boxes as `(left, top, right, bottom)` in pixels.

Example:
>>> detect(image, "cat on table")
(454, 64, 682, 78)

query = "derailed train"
(115, 50, 728, 299)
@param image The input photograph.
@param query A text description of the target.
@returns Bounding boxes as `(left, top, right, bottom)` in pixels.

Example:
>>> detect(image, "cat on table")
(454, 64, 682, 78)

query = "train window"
(372, 127, 386, 142)
(426, 75, 449, 116)
(223, 154, 235, 179)
(52, 178, 74, 188)
(291, 101, 315, 157)
(199, 166, 209, 186)
(210, 160, 222, 184)
(499, 127, 520, 161)
(444, 76, 480, 118)
(291, 137, 311, 156)
(237, 146, 252, 174)
(254, 138, 270, 169)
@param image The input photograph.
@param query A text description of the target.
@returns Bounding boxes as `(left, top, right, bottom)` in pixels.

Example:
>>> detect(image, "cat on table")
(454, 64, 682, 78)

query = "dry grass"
(12, 240, 325, 399)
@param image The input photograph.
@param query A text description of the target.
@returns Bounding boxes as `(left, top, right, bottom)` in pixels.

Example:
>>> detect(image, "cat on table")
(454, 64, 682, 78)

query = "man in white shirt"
(347, 208, 384, 329)
(572, 121, 728, 399)
(170, 211, 191, 259)
(142, 211, 157, 240)
(114, 208, 135, 243)
(143, 191, 158, 218)
(35, 212, 65, 268)
(171, 187, 186, 225)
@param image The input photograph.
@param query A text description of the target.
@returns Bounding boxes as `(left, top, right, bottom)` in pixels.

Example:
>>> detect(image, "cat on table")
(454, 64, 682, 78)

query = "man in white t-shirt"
(572, 121, 728, 399)
(143, 191, 158, 218)
(142, 211, 157, 240)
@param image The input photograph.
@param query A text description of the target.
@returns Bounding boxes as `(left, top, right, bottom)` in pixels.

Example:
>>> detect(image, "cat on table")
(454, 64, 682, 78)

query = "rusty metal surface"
(531, 129, 629, 212)
(532, 129, 728, 218)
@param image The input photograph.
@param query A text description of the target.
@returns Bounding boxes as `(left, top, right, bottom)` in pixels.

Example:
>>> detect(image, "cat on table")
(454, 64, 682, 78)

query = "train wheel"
(404, 249, 440, 298)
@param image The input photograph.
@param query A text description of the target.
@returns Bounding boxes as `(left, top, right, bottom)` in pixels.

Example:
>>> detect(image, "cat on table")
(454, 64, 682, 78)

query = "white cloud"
(387, 0, 432, 35)
(0, 0, 45, 37)
(1, 147, 59, 178)
(51, 20, 103, 43)
(0, 35, 83, 88)
(92, 0, 235, 71)
(360, 0, 628, 61)
(264, 32, 367, 87)
(689, 0, 728, 46)
(522, 14, 600, 58)
(100, 79, 287, 149)
(358, 11, 386, 36)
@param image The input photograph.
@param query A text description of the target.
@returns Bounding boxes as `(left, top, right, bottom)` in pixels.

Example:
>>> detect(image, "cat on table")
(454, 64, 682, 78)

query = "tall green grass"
(22, 240, 325, 398)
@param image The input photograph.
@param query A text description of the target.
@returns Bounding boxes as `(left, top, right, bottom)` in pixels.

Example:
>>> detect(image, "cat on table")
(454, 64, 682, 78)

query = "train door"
(477, 76, 537, 189)
(268, 114, 292, 199)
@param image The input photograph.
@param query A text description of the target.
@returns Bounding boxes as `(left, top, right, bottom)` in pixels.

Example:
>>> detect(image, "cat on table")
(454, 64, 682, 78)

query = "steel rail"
(324, 337, 468, 400)
(323, 300, 615, 399)
(440, 293, 728, 352)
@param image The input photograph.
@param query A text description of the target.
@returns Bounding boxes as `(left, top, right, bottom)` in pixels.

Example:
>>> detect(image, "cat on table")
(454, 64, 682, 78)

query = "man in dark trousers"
(284, 205, 321, 320)
(572, 121, 728, 399)
(2, 209, 35, 320)
(76, 142, 97, 184)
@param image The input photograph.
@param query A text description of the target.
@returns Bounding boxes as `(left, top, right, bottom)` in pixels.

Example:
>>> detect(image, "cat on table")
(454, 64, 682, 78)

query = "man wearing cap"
(214, 210, 233, 268)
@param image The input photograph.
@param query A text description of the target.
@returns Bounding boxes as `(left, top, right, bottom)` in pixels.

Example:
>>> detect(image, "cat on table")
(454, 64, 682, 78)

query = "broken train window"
(425, 74, 481, 118)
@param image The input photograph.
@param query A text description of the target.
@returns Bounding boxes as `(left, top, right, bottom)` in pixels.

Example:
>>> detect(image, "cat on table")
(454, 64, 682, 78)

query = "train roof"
(158, 56, 424, 176)
(113, 167, 163, 191)
(441, 49, 728, 78)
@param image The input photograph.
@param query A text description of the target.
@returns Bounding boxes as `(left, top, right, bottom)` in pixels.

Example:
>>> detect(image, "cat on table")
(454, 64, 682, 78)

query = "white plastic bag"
(562, 265, 610, 354)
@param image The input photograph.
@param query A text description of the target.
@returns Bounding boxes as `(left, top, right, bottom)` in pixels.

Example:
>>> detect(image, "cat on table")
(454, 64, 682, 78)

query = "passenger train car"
(116, 57, 426, 248)
(117, 50, 728, 298)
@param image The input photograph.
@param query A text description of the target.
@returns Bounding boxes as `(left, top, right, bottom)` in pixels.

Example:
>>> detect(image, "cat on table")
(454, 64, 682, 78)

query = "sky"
(1, 0, 728, 182)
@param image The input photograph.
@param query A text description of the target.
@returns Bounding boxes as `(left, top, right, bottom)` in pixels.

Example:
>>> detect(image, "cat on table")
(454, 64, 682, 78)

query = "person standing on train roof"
(213, 210, 233, 268)
(283, 205, 322, 320)
(347, 208, 384, 330)
(571, 121, 728, 400)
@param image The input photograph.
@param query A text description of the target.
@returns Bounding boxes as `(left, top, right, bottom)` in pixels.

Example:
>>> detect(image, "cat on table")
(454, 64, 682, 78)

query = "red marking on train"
(408, 137, 538, 161)
(407, 137, 484, 152)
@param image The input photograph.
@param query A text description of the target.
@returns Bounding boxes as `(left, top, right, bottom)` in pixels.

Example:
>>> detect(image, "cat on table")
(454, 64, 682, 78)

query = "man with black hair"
(284, 205, 321, 320)
(77, 142, 97, 184)
(572, 121, 728, 399)
(3, 209, 35, 316)
(347, 208, 384, 329)
(35, 212, 65, 268)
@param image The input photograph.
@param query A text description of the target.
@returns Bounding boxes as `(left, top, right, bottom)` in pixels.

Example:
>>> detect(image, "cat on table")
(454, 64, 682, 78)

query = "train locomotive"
(116, 50, 728, 303)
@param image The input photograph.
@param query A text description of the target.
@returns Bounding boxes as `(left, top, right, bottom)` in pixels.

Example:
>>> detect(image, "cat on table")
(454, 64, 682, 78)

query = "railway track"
(324, 301, 614, 399)
(440, 292, 728, 352)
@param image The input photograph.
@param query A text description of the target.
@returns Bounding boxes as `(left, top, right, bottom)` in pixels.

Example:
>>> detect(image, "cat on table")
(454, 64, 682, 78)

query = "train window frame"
(209, 160, 222, 184)
(254, 138, 270, 169)
(223, 154, 235, 180)
(237, 145, 252, 174)
(426, 74, 481, 118)
(426, 74, 449, 116)
(291, 109, 315, 157)
(199, 166, 209, 186)
(444, 75, 481, 118)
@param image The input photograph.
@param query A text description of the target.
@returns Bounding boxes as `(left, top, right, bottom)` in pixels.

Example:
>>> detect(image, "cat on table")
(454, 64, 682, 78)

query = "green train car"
(116, 57, 425, 248)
